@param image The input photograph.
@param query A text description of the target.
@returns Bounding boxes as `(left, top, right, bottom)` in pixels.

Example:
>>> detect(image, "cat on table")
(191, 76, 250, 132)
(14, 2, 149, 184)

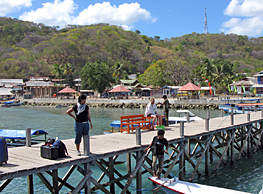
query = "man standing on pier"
(145, 98, 162, 130)
(145, 130, 168, 179)
(66, 94, 93, 156)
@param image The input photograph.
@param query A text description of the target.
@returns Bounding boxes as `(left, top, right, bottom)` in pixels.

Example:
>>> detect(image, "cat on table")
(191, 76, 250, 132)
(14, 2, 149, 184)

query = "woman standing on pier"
(66, 94, 93, 156)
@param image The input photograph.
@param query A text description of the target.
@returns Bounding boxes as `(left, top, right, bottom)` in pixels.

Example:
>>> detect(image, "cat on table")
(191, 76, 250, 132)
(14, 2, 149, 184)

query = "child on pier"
(66, 95, 93, 156)
(145, 130, 168, 179)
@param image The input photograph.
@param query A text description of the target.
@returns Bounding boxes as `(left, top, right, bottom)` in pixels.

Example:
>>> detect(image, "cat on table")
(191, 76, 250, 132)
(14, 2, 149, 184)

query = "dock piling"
(261, 110, 263, 117)
(221, 108, 224, 117)
(187, 112, 190, 123)
(242, 106, 245, 114)
(26, 128, 31, 147)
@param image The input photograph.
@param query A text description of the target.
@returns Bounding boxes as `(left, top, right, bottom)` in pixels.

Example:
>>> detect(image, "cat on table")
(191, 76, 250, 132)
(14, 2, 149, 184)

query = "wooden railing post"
(261, 110, 263, 117)
(207, 109, 210, 119)
(230, 113, 234, 125)
(135, 127, 142, 194)
(26, 128, 31, 147)
(254, 105, 257, 112)
(179, 122, 185, 180)
(83, 135, 90, 156)
(221, 108, 224, 117)
(242, 106, 245, 114)
(136, 128, 141, 145)
(186, 112, 190, 123)
(247, 113, 250, 121)
(205, 118, 209, 131)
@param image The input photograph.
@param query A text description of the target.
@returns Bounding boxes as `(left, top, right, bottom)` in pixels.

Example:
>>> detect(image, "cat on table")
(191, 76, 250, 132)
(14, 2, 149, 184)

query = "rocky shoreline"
(19, 101, 219, 109)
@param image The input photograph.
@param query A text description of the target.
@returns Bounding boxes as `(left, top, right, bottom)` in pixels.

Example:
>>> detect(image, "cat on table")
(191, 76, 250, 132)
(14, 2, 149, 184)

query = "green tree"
(51, 63, 63, 85)
(61, 63, 74, 86)
(112, 62, 127, 83)
(80, 61, 115, 94)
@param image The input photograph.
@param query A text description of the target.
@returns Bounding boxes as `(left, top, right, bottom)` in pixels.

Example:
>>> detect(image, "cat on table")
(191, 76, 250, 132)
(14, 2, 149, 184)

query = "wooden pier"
(1, 111, 263, 193)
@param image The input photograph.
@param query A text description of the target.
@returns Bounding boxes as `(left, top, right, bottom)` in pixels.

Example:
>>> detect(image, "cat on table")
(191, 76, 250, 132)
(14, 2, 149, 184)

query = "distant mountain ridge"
(0, 17, 262, 79)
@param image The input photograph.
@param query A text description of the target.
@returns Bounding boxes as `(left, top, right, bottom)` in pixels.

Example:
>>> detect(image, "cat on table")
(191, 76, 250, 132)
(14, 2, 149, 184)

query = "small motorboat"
(149, 176, 252, 194)
(167, 110, 203, 124)
(1, 104, 11, 107)
(56, 104, 69, 108)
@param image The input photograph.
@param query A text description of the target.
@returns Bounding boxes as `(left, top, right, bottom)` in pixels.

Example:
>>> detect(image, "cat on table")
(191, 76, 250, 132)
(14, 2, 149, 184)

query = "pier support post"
(254, 105, 257, 112)
(260, 122, 263, 148)
(261, 110, 263, 117)
(26, 128, 31, 147)
(136, 128, 142, 194)
(109, 157, 115, 194)
(231, 130, 234, 163)
(242, 106, 245, 114)
(205, 136, 209, 176)
(186, 112, 190, 123)
(221, 108, 224, 117)
(83, 135, 90, 156)
(27, 175, 33, 194)
(230, 113, 234, 125)
(84, 162, 91, 194)
(179, 122, 185, 180)
(205, 118, 209, 131)
(52, 169, 58, 194)
(127, 153, 131, 174)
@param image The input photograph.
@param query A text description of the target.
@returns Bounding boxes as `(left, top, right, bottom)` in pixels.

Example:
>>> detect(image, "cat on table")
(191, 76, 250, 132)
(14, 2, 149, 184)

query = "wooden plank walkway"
(1, 112, 263, 181)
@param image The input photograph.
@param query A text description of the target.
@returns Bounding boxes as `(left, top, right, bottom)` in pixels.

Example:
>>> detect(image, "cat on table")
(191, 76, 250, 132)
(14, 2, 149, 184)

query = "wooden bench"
(120, 114, 151, 134)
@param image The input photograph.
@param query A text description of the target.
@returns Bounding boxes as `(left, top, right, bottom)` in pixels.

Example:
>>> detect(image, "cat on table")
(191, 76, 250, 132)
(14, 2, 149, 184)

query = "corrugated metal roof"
(0, 88, 13, 96)
(0, 79, 23, 84)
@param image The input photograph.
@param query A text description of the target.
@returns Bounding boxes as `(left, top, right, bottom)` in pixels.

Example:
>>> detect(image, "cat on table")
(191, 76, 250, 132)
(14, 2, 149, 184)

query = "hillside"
(0, 17, 262, 79)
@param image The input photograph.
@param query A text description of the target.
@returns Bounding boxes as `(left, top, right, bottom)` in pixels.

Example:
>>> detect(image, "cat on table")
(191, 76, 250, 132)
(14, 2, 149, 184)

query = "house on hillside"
(120, 79, 144, 96)
(252, 71, 263, 96)
(230, 77, 256, 94)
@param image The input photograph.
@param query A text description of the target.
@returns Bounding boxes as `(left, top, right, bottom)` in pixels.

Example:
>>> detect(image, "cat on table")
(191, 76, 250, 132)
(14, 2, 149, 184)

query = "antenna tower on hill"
(204, 7, 209, 34)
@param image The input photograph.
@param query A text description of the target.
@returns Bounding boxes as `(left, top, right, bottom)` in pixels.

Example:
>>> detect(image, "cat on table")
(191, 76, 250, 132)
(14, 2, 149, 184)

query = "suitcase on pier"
(40, 145, 59, 160)
(0, 137, 8, 164)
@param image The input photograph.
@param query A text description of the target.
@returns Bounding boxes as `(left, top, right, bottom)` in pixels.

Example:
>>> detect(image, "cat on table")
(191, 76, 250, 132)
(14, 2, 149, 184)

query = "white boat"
(149, 176, 253, 194)
(168, 110, 203, 124)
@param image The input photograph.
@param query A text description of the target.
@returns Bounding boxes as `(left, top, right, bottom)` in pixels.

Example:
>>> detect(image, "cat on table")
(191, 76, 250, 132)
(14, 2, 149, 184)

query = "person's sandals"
(76, 150, 81, 156)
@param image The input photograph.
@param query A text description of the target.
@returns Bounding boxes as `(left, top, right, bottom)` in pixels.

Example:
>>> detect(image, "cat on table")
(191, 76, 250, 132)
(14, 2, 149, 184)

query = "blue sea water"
(0, 106, 263, 193)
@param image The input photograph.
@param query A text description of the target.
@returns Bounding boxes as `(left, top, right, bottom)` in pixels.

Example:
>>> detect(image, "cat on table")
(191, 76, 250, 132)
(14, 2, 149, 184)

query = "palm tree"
(112, 62, 125, 83)
(62, 63, 73, 85)
(51, 63, 63, 85)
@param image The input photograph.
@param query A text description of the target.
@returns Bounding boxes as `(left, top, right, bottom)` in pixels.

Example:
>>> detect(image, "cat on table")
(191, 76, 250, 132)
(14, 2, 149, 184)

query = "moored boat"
(149, 176, 252, 194)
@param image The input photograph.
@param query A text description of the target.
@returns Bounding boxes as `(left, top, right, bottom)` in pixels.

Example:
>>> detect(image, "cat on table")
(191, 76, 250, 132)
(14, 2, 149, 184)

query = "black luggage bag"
(40, 145, 59, 160)
(0, 137, 8, 164)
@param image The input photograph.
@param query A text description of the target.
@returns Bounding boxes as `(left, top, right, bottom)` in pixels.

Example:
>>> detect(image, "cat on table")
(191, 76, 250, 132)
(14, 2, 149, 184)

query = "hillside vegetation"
(0, 17, 262, 83)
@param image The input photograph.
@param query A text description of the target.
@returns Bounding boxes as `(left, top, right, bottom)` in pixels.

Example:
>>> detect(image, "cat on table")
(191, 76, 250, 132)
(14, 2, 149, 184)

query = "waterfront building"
(230, 77, 255, 94)
(252, 70, 263, 96)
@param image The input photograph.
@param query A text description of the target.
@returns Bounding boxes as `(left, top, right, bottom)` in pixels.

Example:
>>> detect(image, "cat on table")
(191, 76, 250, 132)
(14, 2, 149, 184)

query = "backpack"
(46, 138, 55, 145)
(53, 140, 68, 158)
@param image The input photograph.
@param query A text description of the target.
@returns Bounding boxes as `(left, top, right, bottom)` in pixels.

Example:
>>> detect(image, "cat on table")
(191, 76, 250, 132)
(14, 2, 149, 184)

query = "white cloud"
(18, 1, 156, 30)
(0, 0, 32, 16)
(19, 0, 77, 26)
(221, 17, 263, 36)
(224, 0, 263, 17)
(73, 2, 156, 28)
(222, 0, 263, 36)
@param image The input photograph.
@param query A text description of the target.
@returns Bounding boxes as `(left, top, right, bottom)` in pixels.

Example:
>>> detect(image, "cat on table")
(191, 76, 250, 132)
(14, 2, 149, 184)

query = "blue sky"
(1, 0, 263, 39)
